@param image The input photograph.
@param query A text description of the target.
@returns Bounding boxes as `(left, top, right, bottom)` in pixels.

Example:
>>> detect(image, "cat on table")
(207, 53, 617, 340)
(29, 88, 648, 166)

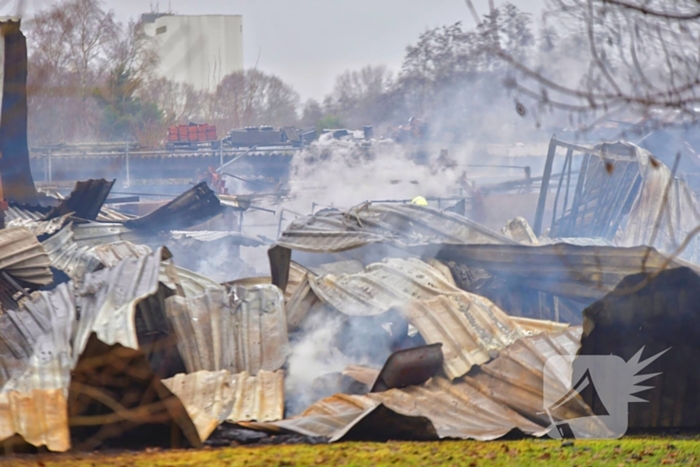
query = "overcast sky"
(4, 0, 546, 101)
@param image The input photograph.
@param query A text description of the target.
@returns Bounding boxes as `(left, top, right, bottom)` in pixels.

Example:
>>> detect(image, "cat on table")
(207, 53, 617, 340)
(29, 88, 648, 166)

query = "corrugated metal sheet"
(307, 257, 526, 379)
(71, 222, 147, 248)
(41, 224, 102, 281)
(0, 283, 76, 452)
(510, 316, 570, 334)
(96, 204, 137, 222)
(0, 389, 69, 451)
(402, 294, 525, 379)
(171, 230, 264, 247)
(2, 284, 76, 394)
(72, 248, 168, 357)
(0, 226, 53, 285)
(5, 203, 49, 223)
(246, 328, 603, 442)
(161, 263, 223, 297)
(6, 212, 71, 237)
(461, 327, 605, 432)
(308, 257, 465, 317)
(45, 179, 115, 221)
(162, 369, 284, 442)
(90, 240, 152, 268)
(277, 203, 515, 254)
(434, 243, 697, 301)
(124, 182, 223, 232)
(165, 285, 289, 375)
(270, 203, 515, 291)
(614, 143, 700, 264)
(74, 238, 221, 297)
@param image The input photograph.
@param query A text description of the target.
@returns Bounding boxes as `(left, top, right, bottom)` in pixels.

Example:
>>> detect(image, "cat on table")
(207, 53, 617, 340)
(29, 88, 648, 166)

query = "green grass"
(3, 437, 700, 466)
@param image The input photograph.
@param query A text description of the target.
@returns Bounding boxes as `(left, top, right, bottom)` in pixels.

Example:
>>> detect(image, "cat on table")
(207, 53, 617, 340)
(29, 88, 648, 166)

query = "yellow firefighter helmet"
(411, 196, 428, 206)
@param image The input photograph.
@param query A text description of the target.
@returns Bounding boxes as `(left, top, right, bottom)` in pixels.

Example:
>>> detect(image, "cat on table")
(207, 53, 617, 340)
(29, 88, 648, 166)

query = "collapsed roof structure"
(1, 15, 699, 457)
(1, 131, 699, 453)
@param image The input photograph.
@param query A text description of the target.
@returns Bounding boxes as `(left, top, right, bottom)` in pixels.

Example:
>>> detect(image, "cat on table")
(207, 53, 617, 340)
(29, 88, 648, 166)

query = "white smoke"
(286, 134, 471, 213)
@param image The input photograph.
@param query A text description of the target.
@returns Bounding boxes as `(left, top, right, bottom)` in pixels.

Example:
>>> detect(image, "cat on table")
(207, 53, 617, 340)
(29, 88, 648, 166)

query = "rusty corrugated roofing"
(307, 257, 527, 379)
(0, 226, 53, 285)
(165, 285, 289, 375)
(307, 257, 463, 317)
(162, 369, 284, 442)
(0, 389, 70, 451)
(0, 283, 76, 452)
(245, 328, 604, 442)
(270, 203, 515, 291)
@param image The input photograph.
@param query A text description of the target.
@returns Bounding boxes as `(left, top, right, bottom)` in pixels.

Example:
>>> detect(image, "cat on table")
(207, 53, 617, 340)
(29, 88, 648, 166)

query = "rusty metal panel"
(0, 226, 52, 285)
(306, 257, 527, 379)
(165, 285, 289, 375)
(403, 294, 525, 379)
(0, 389, 69, 452)
(162, 369, 284, 442)
(0, 283, 76, 452)
(307, 257, 464, 317)
(462, 327, 606, 433)
(248, 329, 595, 442)
(510, 316, 570, 334)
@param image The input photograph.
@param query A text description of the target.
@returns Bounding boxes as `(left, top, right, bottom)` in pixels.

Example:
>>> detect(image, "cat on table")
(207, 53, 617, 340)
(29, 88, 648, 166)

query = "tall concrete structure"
(142, 14, 243, 92)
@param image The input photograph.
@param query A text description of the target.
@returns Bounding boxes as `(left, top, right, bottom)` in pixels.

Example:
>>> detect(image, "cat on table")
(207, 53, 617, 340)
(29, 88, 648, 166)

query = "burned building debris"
(0, 19, 698, 451)
(1, 132, 699, 455)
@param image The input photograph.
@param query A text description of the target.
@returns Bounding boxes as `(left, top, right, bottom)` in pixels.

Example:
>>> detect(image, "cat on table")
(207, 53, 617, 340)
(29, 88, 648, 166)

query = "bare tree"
(326, 65, 394, 128)
(494, 0, 700, 128)
(210, 69, 299, 130)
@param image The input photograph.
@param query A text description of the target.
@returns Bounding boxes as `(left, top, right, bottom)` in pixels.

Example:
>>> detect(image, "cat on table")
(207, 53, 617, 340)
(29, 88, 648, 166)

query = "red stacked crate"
(206, 125, 217, 141)
(167, 126, 179, 141)
(187, 125, 198, 142)
(197, 124, 208, 142)
(177, 125, 188, 141)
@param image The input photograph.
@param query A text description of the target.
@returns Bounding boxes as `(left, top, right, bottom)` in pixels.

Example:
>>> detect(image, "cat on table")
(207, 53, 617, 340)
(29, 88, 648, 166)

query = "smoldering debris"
(1, 136, 700, 456)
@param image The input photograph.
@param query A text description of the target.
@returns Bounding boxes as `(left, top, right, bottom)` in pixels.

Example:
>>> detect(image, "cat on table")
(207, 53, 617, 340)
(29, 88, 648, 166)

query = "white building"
(142, 14, 243, 92)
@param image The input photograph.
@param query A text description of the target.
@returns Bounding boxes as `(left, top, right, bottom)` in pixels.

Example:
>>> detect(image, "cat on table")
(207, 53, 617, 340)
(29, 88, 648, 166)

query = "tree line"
(25, 0, 700, 147)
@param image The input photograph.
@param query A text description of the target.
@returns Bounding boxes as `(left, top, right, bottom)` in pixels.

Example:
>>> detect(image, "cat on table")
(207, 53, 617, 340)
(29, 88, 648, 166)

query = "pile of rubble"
(1, 140, 700, 455)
